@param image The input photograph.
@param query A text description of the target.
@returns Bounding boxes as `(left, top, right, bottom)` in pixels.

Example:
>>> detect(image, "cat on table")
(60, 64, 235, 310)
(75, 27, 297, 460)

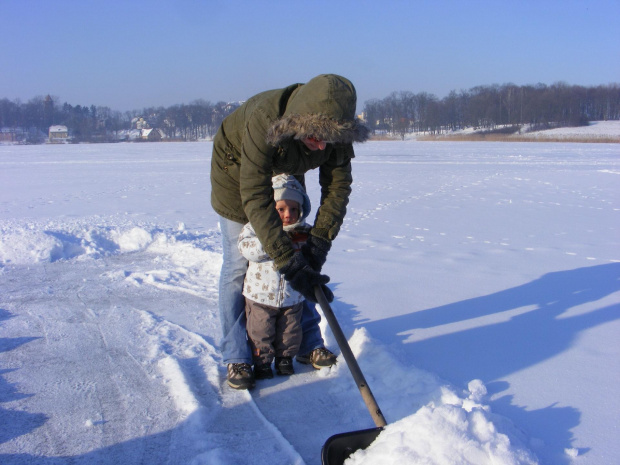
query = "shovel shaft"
(314, 286, 387, 428)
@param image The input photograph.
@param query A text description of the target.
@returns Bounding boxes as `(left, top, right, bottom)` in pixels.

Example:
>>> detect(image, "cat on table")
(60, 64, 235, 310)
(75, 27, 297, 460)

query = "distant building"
(141, 128, 164, 141)
(1, 127, 20, 143)
(49, 125, 69, 143)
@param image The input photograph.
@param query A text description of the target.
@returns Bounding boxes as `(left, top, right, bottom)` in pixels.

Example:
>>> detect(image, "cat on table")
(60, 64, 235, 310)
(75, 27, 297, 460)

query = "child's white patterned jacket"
(238, 220, 311, 308)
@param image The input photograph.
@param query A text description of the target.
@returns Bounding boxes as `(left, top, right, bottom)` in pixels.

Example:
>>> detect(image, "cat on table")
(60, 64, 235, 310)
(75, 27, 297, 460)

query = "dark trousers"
(245, 298, 303, 365)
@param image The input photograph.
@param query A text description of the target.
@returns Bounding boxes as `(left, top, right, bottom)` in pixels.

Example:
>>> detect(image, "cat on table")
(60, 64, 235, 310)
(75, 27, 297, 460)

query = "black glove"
(280, 253, 334, 303)
(301, 235, 331, 272)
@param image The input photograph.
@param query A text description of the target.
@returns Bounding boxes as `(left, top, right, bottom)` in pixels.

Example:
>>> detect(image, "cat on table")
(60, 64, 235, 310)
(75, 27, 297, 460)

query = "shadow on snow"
(0, 314, 48, 447)
(362, 262, 620, 463)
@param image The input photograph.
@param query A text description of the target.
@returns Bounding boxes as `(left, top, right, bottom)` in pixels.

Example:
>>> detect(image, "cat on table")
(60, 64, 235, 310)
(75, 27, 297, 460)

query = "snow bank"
(0, 228, 66, 264)
(0, 221, 220, 271)
(111, 227, 153, 252)
(328, 329, 537, 465)
(346, 391, 537, 465)
(0, 221, 144, 264)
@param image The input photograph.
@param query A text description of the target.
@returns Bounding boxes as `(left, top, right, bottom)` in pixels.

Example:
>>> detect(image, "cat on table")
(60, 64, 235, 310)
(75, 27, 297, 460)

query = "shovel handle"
(314, 286, 388, 428)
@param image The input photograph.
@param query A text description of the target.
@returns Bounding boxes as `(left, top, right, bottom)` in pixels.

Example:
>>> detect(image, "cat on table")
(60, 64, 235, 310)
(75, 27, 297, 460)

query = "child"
(238, 174, 312, 379)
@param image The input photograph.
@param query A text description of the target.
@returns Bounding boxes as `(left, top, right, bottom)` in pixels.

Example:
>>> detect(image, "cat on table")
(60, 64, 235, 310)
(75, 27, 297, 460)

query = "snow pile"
(0, 221, 219, 266)
(340, 329, 537, 465)
(0, 228, 65, 264)
(0, 222, 152, 264)
(111, 227, 153, 252)
(348, 404, 535, 465)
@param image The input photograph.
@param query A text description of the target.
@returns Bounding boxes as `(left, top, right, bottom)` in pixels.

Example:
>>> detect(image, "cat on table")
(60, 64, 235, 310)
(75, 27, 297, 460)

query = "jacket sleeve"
(237, 223, 271, 262)
(238, 108, 296, 269)
(312, 144, 354, 242)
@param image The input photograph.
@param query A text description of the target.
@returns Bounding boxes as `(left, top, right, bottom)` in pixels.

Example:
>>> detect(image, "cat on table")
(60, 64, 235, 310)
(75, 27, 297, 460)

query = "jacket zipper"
(276, 274, 286, 308)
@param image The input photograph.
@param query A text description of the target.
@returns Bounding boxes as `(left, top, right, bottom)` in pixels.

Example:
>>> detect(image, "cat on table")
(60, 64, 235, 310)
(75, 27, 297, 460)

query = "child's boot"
(275, 357, 294, 376)
(254, 362, 274, 380)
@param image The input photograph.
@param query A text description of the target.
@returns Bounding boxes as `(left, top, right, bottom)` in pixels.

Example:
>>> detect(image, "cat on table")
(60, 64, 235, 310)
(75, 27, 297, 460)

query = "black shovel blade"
(321, 427, 384, 465)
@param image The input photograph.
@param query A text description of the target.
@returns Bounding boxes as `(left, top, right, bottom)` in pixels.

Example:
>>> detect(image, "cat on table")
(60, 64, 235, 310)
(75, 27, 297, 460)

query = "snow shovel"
(314, 286, 387, 465)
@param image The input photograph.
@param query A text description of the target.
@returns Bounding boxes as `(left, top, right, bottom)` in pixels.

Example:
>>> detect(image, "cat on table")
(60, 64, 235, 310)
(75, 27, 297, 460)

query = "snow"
(1, 131, 619, 464)
(523, 120, 620, 140)
(411, 120, 620, 142)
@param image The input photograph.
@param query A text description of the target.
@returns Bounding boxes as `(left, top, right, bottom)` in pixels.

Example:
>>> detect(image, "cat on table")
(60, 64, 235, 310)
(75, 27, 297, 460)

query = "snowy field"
(522, 120, 620, 140)
(419, 120, 620, 142)
(0, 136, 618, 464)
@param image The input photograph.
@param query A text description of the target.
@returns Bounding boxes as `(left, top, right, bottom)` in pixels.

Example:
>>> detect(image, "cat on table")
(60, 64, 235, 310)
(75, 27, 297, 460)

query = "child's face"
(275, 199, 300, 226)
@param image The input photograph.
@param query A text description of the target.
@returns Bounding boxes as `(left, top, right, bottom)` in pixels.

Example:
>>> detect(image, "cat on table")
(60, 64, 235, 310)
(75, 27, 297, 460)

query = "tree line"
(0, 96, 240, 143)
(1, 82, 619, 143)
(364, 82, 620, 139)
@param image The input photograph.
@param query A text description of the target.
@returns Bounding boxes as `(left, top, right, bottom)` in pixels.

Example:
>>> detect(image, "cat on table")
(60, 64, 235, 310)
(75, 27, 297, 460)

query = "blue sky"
(2, 0, 619, 112)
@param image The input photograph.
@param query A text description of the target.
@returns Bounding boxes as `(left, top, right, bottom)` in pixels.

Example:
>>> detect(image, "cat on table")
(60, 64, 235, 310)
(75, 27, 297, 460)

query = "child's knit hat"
(272, 174, 311, 221)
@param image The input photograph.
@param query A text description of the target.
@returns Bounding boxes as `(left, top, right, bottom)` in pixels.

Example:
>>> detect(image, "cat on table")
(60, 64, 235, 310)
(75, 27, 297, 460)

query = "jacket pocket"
(222, 142, 241, 179)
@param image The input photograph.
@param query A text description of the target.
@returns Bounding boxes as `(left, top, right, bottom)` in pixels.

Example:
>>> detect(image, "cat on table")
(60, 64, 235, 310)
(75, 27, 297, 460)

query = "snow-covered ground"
(0, 133, 618, 464)
(522, 120, 620, 140)
(407, 120, 620, 142)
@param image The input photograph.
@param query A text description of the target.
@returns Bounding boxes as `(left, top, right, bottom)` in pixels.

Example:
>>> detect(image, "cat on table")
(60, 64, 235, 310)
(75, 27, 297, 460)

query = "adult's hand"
(301, 235, 331, 272)
(280, 253, 334, 303)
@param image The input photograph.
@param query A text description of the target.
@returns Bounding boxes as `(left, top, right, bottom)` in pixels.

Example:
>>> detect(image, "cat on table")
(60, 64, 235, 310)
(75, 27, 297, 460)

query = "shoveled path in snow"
(1, 254, 297, 464)
(0, 225, 537, 465)
(0, 233, 386, 464)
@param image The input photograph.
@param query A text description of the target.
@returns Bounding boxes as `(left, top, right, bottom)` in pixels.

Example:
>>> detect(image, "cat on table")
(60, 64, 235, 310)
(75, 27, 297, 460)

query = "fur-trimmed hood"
(266, 74, 370, 146)
(211, 74, 359, 269)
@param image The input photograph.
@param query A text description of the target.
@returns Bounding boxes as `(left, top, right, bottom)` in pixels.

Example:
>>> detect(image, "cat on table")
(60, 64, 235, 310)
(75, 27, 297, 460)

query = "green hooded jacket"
(210, 74, 370, 269)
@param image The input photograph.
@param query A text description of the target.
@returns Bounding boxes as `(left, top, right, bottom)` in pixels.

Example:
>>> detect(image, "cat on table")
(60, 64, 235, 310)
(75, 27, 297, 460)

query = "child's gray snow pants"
(244, 299, 303, 365)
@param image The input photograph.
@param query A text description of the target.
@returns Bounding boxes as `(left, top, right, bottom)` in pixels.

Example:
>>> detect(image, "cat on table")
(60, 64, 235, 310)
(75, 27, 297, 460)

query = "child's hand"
(280, 253, 333, 303)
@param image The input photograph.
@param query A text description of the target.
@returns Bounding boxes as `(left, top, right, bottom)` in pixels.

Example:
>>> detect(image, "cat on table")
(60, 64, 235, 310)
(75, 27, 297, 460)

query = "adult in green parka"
(211, 74, 370, 389)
